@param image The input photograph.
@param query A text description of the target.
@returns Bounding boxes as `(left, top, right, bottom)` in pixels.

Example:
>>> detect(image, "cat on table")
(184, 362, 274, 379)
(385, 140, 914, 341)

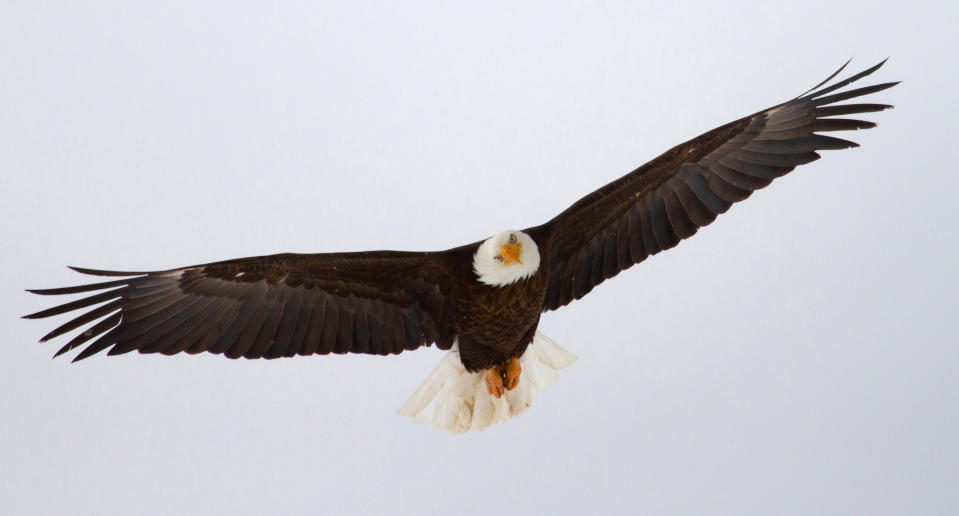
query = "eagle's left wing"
(525, 60, 897, 311)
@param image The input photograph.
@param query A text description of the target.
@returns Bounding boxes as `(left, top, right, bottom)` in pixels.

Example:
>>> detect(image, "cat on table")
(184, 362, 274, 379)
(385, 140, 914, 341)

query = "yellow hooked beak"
(500, 242, 523, 265)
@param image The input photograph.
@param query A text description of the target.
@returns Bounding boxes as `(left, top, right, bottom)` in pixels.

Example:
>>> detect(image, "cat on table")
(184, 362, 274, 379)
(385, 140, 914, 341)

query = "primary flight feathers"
(25, 60, 897, 432)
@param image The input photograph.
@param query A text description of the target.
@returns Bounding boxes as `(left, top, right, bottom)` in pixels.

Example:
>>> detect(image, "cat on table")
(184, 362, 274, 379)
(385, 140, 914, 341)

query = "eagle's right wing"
(25, 251, 458, 362)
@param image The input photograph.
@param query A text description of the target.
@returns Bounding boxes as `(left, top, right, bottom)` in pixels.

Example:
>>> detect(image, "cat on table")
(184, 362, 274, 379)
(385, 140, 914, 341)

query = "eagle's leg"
(485, 368, 505, 398)
(503, 356, 522, 391)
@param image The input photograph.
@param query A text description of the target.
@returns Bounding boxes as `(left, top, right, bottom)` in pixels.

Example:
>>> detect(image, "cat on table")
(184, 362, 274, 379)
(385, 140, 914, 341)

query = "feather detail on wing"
(527, 60, 898, 311)
(24, 253, 456, 361)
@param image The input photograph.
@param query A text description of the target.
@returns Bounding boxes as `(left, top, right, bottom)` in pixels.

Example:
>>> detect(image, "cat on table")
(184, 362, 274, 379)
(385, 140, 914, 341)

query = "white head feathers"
(472, 230, 541, 287)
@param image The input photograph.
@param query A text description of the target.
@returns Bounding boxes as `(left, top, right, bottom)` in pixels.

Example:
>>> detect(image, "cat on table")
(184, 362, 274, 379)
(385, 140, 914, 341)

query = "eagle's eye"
(508, 234, 517, 243)
(494, 255, 504, 262)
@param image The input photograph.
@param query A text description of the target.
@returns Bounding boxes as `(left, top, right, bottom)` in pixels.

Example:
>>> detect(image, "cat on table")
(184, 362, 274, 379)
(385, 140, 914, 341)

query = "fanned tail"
(397, 332, 576, 433)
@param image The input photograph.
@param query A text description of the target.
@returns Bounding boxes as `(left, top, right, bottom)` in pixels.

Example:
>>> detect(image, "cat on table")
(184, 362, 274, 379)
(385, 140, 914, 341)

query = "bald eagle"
(25, 60, 897, 432)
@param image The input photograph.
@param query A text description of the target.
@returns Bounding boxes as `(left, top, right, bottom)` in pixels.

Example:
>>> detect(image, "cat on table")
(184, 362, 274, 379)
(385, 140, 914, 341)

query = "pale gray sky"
(2, 2, 957, 515)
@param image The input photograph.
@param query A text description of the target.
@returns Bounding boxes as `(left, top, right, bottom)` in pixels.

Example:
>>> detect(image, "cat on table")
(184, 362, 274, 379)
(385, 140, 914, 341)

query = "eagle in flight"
(25, 60, 897, 432)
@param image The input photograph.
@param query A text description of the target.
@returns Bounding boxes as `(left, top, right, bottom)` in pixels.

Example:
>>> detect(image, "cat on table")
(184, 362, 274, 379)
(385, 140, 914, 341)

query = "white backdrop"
(2, 2, 956, 515)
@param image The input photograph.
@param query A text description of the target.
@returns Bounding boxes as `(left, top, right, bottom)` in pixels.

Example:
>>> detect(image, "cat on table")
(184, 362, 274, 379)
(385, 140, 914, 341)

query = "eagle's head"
(472, 230, 541, 287)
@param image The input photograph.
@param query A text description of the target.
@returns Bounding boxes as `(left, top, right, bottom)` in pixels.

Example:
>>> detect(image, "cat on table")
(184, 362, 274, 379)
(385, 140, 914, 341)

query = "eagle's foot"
(503, 356, 521, 391)
(485, 368, 505, 398)
(485, 358, 522, 397)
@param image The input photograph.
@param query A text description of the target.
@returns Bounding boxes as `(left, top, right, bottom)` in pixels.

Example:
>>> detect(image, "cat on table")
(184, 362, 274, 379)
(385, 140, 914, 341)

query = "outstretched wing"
(25, 252, 457, 362)
(527, 60, 898, 311)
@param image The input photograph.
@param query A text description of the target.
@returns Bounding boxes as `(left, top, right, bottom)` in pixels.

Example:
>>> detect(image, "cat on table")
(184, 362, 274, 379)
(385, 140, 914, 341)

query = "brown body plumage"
(446, 247, 548, 371)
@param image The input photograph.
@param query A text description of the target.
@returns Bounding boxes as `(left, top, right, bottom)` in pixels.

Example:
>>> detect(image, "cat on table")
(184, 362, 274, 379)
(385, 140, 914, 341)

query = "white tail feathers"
(397, 332, 576, 433)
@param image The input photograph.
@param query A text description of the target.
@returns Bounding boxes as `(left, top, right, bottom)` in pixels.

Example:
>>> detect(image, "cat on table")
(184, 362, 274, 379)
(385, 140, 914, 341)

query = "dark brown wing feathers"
(26, 60, 897, 362)
(533, 60, 897, 310)
(25, 253, 456, 362)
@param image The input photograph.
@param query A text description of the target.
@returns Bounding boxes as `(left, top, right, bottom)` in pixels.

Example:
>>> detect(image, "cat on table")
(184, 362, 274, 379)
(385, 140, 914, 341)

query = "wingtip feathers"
(67, 266, 148, 277)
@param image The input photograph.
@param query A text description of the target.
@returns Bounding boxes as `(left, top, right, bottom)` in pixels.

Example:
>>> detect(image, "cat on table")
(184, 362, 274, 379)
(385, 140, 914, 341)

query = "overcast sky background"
(2, 2, 956, 515)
